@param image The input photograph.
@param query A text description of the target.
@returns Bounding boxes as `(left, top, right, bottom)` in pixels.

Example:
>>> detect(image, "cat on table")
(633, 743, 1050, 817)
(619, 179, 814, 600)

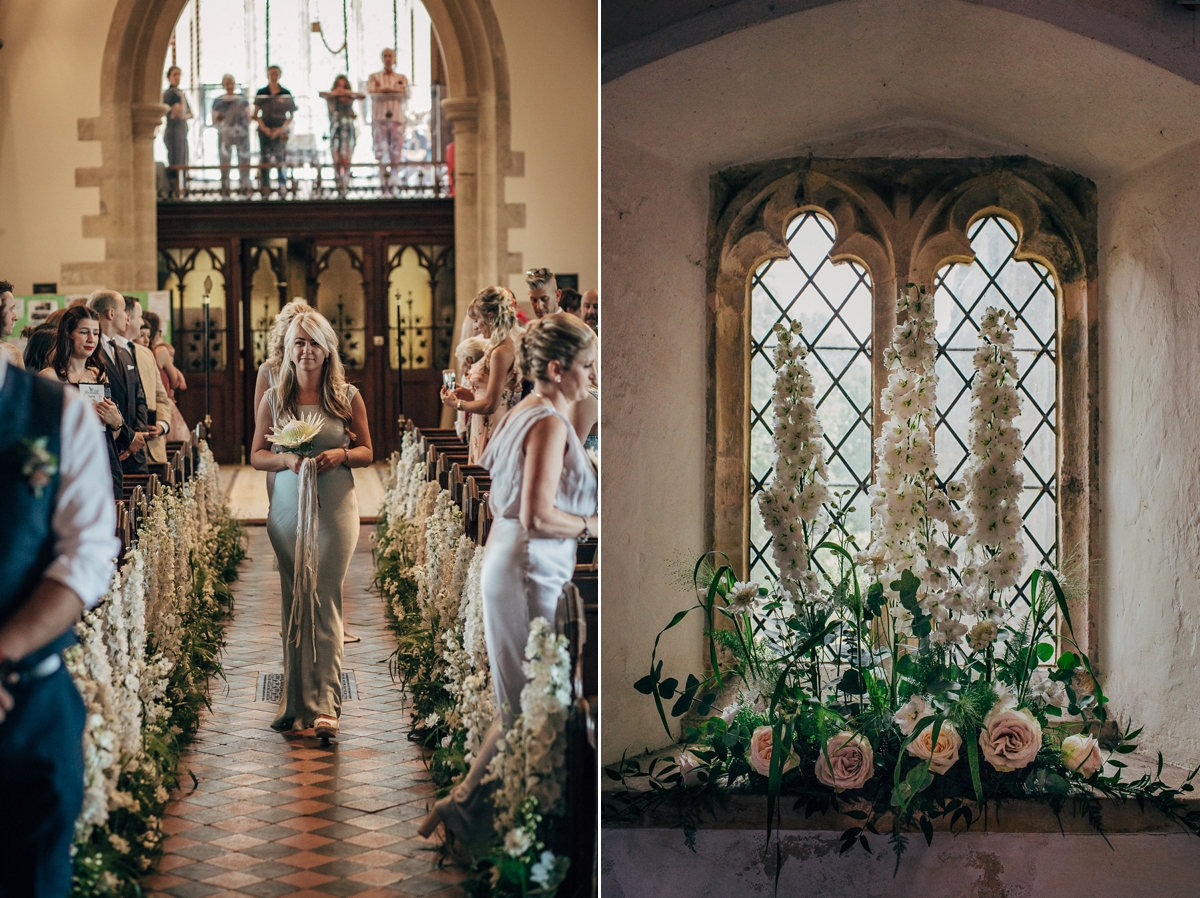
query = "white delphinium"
(756, 321, 830, 597)
(489, 618, 572, 835)
(963, 307, 1026, 612)
(868, 285, 965, 642)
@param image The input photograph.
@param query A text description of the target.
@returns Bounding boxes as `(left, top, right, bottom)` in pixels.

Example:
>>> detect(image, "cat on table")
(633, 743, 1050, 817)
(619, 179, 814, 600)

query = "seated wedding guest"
(0, 281, 23, 369)
(22, 325, 56, 373)
(0, 341, 119, 898)
(39, 306, 126, 497)
(212, 74, 251, 197)
(144, 312, 189, 443)
(453, 336, 488, 438)
(525, 267, 561, 319)
(581, 288, 598, 334)
(88, 290, 148, 475)
(440, 287, 522, 464)
(122, 296, 171, 465)
(419, 312, 597, 846)
(558, 287, 582, 318)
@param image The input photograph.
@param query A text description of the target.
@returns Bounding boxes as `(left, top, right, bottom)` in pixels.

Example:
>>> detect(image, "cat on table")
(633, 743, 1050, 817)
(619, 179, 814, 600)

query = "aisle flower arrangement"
(68, 443, 245, 897)
(613, 286, 1200, 870)
(373, 435, 573, 895)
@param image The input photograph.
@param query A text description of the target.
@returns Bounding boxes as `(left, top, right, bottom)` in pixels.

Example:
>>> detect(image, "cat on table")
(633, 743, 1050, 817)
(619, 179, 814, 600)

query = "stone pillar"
(442, 96, 480, 334)
(131, 102, 169, 289)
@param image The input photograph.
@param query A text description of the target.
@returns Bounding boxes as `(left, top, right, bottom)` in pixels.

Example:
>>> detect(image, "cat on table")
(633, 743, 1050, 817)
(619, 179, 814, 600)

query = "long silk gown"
(266, 390, 360, 730)
(435, 402, 597, 843)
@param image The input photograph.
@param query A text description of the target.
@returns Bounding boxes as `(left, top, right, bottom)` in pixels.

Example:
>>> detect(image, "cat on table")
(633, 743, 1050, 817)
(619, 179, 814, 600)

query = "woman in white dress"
(419, 313, 598, 844)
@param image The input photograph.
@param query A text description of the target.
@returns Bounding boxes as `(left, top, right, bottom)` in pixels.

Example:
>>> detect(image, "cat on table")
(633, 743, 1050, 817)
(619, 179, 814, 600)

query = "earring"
(556, 376, 561, 383)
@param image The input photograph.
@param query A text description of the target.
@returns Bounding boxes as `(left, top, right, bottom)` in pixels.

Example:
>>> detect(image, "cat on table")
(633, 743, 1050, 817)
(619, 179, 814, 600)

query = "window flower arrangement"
(616, 286, 1200, 870)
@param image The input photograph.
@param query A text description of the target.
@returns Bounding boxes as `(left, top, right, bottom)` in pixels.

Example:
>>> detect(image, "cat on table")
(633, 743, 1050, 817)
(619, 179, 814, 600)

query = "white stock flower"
(504, 827, 533, 857)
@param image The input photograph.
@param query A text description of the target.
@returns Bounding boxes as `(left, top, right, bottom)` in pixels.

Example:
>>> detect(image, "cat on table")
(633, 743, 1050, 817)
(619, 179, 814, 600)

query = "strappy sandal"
(314, 715, 339, 739)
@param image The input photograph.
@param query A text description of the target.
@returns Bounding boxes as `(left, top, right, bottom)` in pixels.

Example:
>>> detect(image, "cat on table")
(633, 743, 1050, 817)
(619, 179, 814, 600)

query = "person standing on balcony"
(366, 49, 409, 197)
(162, 66, 193, 198)
(319, 75, 364, 197)
(254, 65, 296, 197)
(212, 74, 252, 197)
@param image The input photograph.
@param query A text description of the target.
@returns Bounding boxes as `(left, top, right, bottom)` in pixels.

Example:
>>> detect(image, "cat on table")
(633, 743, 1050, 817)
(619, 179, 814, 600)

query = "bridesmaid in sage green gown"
(250, 309, 373, 739)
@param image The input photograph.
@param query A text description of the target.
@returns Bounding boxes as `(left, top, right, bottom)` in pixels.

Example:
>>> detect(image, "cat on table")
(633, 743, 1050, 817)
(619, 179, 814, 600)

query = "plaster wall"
(601, 829, 1200, 897)
(601, 0, 1200, 762)
(495, 0, 598, 303)
(1099, 141, 1200, 762)
(0, 0, 111, 292)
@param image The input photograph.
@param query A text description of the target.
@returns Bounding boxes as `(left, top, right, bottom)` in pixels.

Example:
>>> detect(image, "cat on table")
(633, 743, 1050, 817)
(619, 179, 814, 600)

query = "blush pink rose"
(907, 721, 962, 775)
(979, 706, 1042, 772)
(1061, 734, 1103, 778)
(747, 725, 798, 777)
(814, 732, 874, 791)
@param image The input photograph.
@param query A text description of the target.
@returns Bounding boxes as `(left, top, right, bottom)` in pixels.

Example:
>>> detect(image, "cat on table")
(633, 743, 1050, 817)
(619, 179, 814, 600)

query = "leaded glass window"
(749, 211, 873, 581)
(933, 215, 1058, 609)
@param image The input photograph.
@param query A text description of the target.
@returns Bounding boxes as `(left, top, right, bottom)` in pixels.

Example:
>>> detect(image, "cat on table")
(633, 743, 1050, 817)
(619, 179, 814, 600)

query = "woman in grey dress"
(419, 312, 598, 843)
(250, 309, 373, 738)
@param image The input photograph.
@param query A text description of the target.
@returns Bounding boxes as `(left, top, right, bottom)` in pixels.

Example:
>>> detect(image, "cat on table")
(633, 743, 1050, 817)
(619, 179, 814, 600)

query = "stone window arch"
(710, 157, 1099, 653)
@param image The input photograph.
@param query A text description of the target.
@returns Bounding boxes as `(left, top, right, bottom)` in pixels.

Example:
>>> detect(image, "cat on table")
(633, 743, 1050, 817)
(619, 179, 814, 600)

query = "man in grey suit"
(88, 290, 149, 475)
(121, 296, 171, 462)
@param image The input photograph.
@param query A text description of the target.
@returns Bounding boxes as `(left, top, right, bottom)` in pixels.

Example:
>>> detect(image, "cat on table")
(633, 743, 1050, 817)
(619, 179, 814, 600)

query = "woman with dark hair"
(320, 75, 364, 196)
(39, 306, 126, 496)
(21, 325, 56, 373)
(440, 286, 523, 463)
(420, 313, 598, 844)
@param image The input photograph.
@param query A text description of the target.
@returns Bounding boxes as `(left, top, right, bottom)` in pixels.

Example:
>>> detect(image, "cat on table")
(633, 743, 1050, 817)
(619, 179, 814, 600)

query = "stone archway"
(66, 0, 519, 330)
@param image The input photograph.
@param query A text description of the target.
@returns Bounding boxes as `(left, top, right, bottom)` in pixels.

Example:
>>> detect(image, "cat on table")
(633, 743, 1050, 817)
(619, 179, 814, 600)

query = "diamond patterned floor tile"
(147, 526, 464, 898)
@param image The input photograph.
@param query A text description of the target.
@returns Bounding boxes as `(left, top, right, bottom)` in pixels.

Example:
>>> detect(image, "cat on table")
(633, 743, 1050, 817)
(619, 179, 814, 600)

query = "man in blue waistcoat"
(0, 348, 118, 896)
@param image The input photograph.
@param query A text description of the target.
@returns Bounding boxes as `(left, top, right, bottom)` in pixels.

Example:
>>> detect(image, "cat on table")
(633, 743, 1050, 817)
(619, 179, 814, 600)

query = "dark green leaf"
(658, 677, 678, 699)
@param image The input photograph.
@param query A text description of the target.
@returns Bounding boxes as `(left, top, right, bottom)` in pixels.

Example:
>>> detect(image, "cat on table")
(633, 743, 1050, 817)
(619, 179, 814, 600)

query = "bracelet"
(577, 515, 591, 543)
(456, 399, 464, 411)
(344, 447, 350, 465)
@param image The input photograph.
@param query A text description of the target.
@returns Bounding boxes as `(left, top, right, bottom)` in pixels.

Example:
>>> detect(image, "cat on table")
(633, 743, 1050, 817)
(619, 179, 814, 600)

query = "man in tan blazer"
(121, 296, 172, 463)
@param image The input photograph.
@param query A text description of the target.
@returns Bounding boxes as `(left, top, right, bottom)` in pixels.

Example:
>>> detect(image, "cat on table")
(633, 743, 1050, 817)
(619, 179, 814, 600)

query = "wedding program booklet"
(78, 383, 106, 404)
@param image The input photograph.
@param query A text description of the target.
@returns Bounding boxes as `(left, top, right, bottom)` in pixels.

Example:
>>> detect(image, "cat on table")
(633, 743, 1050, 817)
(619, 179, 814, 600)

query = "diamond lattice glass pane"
(749, 211, 873, 582)
(934, 216, 1058, 610)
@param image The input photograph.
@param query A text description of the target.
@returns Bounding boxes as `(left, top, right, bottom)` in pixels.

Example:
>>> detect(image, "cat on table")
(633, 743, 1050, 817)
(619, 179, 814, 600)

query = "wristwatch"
(577, 516, 591, 543)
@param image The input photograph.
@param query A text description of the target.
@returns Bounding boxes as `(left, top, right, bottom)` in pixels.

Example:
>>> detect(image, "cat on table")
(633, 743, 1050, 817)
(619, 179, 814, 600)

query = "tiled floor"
(147, 524, 465, 898)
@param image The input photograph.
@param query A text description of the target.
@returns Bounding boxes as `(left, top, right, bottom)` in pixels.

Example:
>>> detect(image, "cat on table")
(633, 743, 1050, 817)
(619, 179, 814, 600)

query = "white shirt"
(0, 355, 118, 610)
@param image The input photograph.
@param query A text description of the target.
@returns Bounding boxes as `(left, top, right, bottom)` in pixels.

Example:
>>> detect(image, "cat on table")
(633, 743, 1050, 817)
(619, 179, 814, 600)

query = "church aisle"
(147, 525, 466, 898)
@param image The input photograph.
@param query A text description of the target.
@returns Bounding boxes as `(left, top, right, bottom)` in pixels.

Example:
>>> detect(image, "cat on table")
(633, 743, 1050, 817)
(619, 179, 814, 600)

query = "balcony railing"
(159, 160, 450, 201)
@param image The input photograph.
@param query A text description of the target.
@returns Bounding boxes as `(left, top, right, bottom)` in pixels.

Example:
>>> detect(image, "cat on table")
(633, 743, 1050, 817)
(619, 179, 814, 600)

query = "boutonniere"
(20, 437, 59, 499)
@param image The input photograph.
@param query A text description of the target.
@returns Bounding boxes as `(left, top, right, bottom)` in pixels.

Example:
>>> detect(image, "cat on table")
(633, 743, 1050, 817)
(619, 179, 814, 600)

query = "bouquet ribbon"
(288, 456, 322, 661)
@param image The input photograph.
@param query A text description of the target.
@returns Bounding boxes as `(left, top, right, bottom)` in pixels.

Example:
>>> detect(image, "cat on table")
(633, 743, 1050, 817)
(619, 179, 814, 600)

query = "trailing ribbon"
(289, 456, 322, 662)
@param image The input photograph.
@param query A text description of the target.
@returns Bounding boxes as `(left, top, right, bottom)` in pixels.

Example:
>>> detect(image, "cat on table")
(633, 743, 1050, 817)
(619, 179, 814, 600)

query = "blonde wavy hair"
(265, 299, 311, 375)
(469, 286, 519, 351)
(272, 309, 355, 424)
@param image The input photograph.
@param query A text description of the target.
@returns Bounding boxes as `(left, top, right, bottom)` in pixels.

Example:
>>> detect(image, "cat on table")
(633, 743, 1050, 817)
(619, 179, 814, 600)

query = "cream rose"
(979, 706, 1042, 772)
(678, 749, 706, 786)
(1061, 734, 1103, 778)
(907, 721, 962, 774)
(814, 732, 874, 791)
(747, 725, 798, 777)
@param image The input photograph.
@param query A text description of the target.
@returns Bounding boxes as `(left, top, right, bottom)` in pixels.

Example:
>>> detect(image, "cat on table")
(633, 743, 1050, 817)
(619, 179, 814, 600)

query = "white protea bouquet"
(266, 412, 325, 457)
(756, 320, 829, 597)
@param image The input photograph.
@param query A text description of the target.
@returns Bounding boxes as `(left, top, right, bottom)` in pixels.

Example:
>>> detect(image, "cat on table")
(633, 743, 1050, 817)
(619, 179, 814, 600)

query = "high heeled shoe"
(417, 794, 453, 839)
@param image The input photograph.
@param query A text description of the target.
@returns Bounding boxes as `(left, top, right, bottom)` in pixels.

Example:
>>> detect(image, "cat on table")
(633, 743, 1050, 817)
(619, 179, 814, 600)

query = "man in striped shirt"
(367, 49, 409, 196)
